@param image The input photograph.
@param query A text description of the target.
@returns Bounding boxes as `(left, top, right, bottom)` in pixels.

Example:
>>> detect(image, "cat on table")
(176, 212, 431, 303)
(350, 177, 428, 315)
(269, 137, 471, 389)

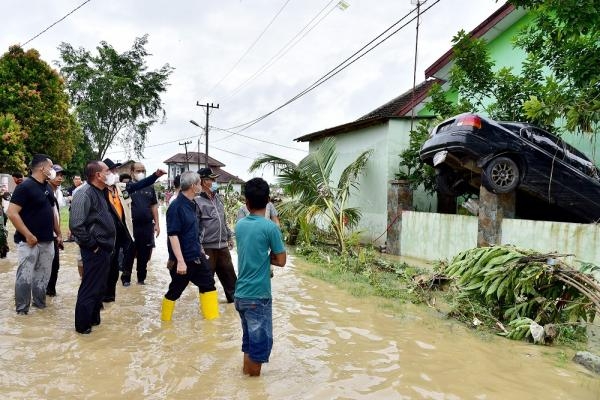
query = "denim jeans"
(234, 298, 273, 363)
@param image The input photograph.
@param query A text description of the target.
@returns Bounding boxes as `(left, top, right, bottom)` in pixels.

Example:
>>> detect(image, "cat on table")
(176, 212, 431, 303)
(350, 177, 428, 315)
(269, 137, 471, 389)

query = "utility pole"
(196, 102, 219, 168)
(179, 140, 192, 171)
(410, 0, 421, 131)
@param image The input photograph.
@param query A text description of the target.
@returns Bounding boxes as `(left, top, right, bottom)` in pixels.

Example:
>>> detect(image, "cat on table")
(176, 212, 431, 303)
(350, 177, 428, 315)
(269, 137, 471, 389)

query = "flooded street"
(0, 217, 598, 399)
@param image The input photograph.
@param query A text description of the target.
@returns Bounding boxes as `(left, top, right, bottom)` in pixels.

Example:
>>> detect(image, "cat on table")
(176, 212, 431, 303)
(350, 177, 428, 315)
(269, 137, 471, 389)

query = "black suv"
(419, 113, 600, 222)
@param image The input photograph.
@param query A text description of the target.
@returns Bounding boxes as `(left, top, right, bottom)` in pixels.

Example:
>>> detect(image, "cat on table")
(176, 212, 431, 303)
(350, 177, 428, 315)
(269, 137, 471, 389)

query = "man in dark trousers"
(46, 164, 66, 297)
(69, 160, 116, 334)
(195, 167, 237, 303)
(102, 158, 166, 301)
(121, 162, 160, 286)
(160, 171, 219, 321)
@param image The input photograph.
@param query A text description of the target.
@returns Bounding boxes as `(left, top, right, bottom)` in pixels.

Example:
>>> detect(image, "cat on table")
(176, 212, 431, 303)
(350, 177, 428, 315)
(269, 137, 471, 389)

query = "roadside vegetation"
(294, 240, 599, 349)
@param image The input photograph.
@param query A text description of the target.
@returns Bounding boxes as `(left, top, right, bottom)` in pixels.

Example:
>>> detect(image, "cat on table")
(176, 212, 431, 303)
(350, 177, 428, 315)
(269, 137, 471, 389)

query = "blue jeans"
(234, 298, 273, 363)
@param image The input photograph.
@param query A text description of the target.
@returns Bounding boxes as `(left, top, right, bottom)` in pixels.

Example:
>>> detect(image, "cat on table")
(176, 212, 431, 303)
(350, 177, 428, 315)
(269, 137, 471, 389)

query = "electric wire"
(225, 0, 440, 133)
(107, 135, 257, 160)
(221, 0, 339, 103)
(210, 125, 307, 152)
(227, 0, 434, 131)
(22, 0, 92, 46)
(206, 0, 293, 97)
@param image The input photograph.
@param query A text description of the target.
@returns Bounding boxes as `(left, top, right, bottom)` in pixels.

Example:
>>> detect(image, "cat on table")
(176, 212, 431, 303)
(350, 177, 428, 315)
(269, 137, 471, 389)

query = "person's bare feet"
(243, 353, 262, 376)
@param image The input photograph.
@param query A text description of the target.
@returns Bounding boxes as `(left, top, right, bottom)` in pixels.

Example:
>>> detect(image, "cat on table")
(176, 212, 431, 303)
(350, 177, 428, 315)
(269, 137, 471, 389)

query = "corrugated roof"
(212, 167, 245, 184)
(294, 79, 438, 143)
(356, 79, 440, 121)
(163, 152, 225, 167)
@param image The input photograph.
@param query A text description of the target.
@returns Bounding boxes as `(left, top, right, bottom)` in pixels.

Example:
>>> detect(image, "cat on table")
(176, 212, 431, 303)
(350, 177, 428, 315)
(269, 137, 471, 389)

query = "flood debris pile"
(443, 245, 600, 345)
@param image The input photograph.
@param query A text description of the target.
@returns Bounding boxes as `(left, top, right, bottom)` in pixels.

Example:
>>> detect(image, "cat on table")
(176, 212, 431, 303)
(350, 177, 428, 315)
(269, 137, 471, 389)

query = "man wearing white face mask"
(121, 161, 162, 286)
(195, 167, 237, 303)
(7, 154, 61, 315)
(102, 158, 166, 300)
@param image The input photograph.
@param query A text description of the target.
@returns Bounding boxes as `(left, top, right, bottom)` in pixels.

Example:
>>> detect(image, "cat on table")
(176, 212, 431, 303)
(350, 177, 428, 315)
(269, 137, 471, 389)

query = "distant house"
(163, 152, 244, 192)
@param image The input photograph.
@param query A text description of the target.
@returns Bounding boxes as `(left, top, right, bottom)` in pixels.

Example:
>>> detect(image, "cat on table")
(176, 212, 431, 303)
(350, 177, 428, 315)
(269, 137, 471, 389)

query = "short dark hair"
(119, 173, 131, 182)
(30, 154, 51, 169)
(84, 161, 103, 180)
(173, 174, 181, 189)
(11, 172, 23, 178)
(244, 178, 270, 211)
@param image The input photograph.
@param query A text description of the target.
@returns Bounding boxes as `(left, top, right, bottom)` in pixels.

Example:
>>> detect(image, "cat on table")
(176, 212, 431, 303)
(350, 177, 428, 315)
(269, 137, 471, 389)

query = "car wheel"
(482, 156, 520, 194)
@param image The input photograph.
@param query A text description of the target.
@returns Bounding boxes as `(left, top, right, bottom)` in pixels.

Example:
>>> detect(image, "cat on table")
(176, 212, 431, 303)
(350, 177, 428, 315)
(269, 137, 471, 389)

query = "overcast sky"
(3, 0, 503, 182)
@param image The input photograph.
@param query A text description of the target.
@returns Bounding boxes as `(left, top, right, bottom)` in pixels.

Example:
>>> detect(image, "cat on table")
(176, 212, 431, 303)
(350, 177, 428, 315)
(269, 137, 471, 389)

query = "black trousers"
(46, 239, 60, 295)
(75, 247, 111, 333)
(203, 247, 237, 303)
(165, 257, 216, 301)
(122, 222, 154, 284)
(104, 229, 131, 300)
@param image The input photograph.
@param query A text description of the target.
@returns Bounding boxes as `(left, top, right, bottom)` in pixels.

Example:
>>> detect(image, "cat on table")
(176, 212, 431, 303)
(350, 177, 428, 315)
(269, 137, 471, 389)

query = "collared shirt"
(167, 194, 201, 261)
(107, 187, 124, 220)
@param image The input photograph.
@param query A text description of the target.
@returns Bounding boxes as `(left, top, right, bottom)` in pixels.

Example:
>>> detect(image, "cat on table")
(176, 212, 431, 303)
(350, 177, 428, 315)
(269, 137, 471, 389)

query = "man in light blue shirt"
(234, 178, 286, 376)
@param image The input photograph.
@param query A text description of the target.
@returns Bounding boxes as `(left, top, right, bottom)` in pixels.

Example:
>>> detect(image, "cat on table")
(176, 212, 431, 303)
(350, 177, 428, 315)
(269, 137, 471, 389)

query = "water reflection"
(0, 218, 598, 399)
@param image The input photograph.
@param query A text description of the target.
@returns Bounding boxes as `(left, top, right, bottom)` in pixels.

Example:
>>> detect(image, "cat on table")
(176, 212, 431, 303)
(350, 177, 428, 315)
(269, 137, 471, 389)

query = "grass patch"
(59, 207, 69, 234)
(296, 243, 430, 306)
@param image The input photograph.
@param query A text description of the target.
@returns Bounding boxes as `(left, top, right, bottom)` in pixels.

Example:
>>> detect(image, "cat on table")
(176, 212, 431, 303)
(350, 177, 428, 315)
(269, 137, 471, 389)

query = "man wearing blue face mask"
(195, 167, 237, 303)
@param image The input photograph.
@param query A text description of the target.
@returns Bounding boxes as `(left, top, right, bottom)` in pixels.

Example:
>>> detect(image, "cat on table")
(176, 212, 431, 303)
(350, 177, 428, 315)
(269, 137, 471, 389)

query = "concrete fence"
(400, 211, 600, 265)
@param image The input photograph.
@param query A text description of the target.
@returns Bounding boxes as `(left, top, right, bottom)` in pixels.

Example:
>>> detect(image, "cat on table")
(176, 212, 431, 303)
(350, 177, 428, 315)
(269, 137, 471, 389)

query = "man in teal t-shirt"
(234, 178, 286, 377)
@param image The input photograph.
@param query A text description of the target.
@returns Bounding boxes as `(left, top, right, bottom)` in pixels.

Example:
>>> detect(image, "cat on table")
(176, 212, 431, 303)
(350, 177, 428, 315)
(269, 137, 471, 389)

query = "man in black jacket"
(70, 160, 116, 334)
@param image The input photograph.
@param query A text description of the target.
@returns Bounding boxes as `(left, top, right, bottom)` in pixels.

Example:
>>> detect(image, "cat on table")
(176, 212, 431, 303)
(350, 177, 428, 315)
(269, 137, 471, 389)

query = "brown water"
(0, 218, 598, 399)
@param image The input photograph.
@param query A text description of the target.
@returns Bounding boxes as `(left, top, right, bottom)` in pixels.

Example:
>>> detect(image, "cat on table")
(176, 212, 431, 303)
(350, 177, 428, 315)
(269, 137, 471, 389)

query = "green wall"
(309, 118, 433, 245)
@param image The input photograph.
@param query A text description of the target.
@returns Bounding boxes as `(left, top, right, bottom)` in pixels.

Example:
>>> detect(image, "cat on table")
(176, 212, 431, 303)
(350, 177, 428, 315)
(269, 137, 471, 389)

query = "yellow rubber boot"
(199, 291, 219, 320)
(161, 298, 176, 321)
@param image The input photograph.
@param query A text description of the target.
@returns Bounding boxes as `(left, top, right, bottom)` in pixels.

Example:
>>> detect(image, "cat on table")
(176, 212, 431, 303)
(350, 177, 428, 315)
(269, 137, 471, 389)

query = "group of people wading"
(5, 155, 286, 376)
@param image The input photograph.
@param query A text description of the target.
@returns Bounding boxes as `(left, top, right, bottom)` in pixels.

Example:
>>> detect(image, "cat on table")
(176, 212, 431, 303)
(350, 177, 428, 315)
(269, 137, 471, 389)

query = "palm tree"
(249, 137, 372, 253)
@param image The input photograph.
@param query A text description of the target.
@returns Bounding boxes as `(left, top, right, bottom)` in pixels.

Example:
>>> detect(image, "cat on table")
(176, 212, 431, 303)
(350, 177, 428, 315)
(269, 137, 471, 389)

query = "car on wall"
(419, 113, 600, 223)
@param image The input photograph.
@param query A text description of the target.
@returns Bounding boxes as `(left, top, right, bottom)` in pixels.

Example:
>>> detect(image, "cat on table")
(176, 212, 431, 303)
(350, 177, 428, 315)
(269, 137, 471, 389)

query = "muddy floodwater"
(0, 219, 598, 399)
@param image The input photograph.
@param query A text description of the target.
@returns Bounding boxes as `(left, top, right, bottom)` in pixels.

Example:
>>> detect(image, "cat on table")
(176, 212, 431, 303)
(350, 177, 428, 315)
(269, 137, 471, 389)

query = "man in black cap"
(102, 158, 165, 300)
(195, 167, 237, 303)
(7, 154, 60, 315)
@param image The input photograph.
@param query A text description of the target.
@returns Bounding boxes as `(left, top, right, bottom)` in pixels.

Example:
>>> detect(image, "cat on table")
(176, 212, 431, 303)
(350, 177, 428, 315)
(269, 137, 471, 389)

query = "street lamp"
(189, 120, 203, 170)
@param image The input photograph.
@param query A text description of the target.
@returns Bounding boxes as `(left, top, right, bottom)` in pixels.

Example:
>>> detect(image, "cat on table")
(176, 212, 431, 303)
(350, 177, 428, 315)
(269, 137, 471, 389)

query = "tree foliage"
(396, 121, 436, 194)
(0, 113, 28, 172)
(0, 46, 82, 171)
(57, 35, 174, 159)
(398, 0, 600, 190)
(249, 137, 372, 253)
(509, 0, 600, 133)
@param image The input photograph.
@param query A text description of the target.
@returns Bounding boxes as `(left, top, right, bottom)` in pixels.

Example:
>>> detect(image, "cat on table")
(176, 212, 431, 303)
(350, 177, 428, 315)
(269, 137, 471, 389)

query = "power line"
(225, 0, 440, 133)
(210, 125, 307, 152)
(221, 0, 339, 103)
(227, 0, 434, 132)
(206, 0, 293, 97)
(22, 0, 92, 46)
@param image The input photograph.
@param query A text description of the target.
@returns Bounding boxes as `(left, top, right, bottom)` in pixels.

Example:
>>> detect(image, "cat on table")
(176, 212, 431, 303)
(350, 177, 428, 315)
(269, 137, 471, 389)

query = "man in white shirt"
(46, 164, 66, 296)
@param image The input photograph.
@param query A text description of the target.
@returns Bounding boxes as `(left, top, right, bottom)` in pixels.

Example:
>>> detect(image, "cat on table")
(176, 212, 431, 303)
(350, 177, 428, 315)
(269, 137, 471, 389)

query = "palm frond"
(248, 154, 296, 175)
(337, 149, 373, 196)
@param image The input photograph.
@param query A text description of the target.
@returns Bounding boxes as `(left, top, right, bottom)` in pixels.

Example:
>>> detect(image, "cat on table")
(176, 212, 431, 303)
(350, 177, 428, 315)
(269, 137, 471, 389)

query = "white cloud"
(3, 0, 504, 181)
